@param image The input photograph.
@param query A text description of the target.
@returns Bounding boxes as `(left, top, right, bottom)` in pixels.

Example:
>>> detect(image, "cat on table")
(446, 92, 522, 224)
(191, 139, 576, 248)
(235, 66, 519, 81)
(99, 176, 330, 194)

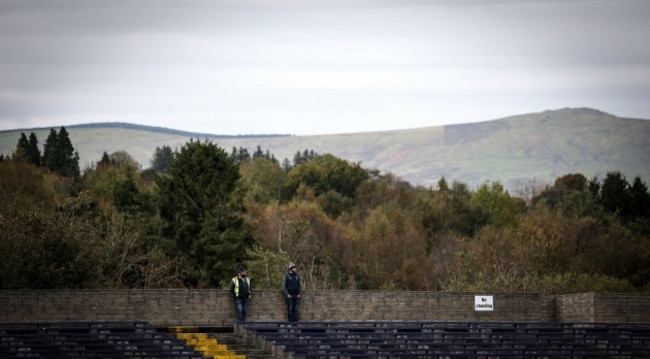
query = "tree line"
(13, 128, 80, 177)
(1, 132, 649, 294)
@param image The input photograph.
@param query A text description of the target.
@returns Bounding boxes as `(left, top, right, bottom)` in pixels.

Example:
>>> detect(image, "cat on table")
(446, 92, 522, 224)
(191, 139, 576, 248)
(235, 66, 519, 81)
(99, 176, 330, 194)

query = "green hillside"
(1, 108, 648, 189)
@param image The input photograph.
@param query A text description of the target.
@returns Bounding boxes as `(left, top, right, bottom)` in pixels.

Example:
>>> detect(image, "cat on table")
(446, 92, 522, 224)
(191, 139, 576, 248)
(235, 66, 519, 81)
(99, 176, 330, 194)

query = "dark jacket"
(230, 276, 251, 299)
(283, 271, 301, 296)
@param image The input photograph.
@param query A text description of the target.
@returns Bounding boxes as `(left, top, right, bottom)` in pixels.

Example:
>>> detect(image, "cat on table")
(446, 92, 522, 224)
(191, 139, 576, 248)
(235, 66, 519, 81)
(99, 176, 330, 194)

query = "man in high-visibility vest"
(230, 266, 251, 322)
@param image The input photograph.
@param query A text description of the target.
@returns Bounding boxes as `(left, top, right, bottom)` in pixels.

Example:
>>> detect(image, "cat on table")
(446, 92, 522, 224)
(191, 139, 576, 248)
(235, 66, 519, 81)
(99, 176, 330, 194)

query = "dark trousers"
(286, 296, 300, 322)
(235, 297, 248, 322)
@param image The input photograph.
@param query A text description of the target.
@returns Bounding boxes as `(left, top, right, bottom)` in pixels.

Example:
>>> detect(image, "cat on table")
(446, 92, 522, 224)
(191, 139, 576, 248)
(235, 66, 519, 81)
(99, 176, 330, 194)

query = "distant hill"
(1, 108, 648, 190)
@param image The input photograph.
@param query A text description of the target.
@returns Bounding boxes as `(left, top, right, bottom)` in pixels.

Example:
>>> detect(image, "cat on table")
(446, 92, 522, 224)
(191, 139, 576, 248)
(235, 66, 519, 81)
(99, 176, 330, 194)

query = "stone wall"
(556, 293, 650, 323)
(591, 293, 650, 323)
(297, 291, 555, 322)
(556, 292, 594, 322)
(1, 290, 648, 326)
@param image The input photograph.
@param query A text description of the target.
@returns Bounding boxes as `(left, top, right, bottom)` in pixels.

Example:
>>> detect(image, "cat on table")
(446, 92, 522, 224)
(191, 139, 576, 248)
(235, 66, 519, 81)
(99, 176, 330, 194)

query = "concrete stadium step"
(240, 321, 650, 358)
(0, 321, 205, 358)
(167, 326, 273, 359)
(208, 332, 273, 359)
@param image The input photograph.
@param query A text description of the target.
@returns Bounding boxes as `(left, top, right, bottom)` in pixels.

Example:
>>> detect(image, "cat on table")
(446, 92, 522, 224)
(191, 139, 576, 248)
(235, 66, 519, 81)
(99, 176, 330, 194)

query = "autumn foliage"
(1, 136, 649, 293)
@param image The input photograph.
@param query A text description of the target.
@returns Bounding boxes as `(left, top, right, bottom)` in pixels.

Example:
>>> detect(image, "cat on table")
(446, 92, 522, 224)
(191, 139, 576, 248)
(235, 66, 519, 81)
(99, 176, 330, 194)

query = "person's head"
(238, 266, 246, 277)
(288, 262, 297, 273)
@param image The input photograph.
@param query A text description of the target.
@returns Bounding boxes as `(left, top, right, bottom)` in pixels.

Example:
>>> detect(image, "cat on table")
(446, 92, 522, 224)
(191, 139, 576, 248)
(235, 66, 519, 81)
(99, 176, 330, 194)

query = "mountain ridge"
(0, 121, 293, 138)
(1, 107, 648, 191)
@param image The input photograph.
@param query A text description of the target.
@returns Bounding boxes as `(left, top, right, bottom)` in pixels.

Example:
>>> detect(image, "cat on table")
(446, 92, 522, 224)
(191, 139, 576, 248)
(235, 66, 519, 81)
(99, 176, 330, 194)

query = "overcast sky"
(1, 0, 649, 136)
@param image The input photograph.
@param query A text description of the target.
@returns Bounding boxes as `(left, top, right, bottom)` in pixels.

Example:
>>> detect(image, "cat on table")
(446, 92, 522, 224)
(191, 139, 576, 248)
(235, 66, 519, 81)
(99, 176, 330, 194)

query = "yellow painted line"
(176, 333, 208, 340)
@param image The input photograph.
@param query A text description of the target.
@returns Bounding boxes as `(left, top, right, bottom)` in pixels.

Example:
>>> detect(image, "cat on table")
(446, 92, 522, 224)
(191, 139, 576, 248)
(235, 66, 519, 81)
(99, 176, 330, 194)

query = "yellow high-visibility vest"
(232, 277, 251, 298)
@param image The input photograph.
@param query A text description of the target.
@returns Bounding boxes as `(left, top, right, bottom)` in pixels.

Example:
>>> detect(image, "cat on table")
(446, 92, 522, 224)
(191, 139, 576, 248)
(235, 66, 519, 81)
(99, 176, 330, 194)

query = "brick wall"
(556, 293, 650, 323)
(591, 293, 650, 323)
(556, 293, 594, 322)
(1, 290, 233, 326)
(296, 291, 555, 322)
(1, 290, 648, 325)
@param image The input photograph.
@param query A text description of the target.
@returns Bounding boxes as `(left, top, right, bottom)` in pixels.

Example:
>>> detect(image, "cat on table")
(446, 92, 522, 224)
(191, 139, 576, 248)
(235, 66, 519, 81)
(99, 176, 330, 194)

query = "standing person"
(282, 262, 301, 323)
(230, 266, 251, 322)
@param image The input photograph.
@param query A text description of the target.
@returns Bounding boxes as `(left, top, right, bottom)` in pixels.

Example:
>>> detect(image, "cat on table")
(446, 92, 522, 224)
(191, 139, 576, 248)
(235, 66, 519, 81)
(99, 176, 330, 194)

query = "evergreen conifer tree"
(282, 158, 292, 172)
(42, 128, 58, 171)
(99, 151, 112, 166)
(16, 133, 30, 159)
(28, 132, 41, 167)
(253, 145, 264, 159)
(55, 127, 79, 177)
(237, 147, 250, 162)
(600, 171, 629, 214)
(41, 127, 79, 177)
(157, 139, 254, 287)
(150, 145, 174, 173)
(627, 176, 650, 219)
(16, 132, 42, 167)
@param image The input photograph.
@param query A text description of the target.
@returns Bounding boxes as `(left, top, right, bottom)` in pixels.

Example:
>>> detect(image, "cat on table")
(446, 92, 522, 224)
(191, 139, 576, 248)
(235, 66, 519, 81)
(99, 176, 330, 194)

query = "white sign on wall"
(475, 295, 494, 311)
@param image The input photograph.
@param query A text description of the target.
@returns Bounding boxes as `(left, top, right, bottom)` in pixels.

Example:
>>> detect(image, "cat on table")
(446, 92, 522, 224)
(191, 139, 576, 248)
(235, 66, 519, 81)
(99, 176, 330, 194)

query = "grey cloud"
(1, 0, 648, 135)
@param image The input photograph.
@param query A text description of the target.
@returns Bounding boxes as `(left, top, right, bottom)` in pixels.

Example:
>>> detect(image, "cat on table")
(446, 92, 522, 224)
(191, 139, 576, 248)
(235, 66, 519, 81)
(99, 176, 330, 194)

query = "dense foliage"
(157, 139, 253, 287)
(1, 133, 649, 293)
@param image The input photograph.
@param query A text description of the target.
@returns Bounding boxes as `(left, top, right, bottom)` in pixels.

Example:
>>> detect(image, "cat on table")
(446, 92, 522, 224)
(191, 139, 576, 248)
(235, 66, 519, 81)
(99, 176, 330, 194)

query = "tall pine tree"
(99, 151, 112, 166)
(55, 127, 79, 177)
(157, 139, 254, 287)
(42, 127, 79, 177)
(150, 145, 174, 173)
(16, 133, 30, 160)
(42, 128, 58, 171)
(28, 132, 41, 167)
(15, 132, 41, 167)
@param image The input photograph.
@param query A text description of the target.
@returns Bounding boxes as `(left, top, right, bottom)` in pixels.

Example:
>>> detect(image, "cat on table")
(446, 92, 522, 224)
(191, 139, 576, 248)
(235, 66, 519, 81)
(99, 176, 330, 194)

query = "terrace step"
(240, 321, 650, 358)
(167, 326, 274, 359)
